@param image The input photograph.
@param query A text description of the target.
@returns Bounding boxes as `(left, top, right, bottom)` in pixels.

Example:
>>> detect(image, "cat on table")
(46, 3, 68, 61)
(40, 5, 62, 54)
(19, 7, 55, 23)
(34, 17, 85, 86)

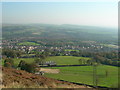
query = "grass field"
(18, 42, 40, 45)
(64, 49, 79, 52)
(21, 54, 35, 57)
(13, 58, 35, 67)
(45, 56, 90, 65)
(12, 56, 90, 67)
(44, 65, 118, 88)
(100, 44, 118, 49)
(2, 56, 118, 88)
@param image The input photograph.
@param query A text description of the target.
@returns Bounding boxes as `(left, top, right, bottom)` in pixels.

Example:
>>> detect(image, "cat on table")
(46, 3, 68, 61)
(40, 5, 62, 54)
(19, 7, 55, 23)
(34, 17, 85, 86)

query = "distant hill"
(2, 24, 118, 43)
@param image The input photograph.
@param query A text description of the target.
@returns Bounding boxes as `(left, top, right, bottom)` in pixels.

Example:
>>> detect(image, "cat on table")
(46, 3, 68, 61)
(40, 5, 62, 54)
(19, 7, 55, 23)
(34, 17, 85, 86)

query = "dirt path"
(40, 68, 60, 74)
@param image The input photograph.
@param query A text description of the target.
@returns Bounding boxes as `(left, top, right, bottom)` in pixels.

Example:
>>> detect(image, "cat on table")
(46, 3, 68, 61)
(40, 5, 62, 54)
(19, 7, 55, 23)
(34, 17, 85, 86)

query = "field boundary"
(40, 64, 88, 67)
(57, 79, 114, 89)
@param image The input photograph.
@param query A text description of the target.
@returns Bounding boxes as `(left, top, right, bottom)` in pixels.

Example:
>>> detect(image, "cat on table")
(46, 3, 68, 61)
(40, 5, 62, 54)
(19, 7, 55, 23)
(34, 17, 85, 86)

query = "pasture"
(12, 56, 90, 67)
(45, 56, 90, 65)
(3, 56, 118, 88)
(13, 58, 35, 67)
(64, 49, 79, 52)
(18, 42, 40, 46)
(44, 65, 118, 88)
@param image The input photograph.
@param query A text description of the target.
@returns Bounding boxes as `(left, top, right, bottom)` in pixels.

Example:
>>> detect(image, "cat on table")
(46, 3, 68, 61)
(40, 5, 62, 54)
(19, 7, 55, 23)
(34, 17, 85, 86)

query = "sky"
(2, 1, 118, 28)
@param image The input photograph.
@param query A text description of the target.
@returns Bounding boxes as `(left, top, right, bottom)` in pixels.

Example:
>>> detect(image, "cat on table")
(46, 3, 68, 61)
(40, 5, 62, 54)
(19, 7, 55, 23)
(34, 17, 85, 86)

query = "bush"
(24, 63, 37, 73)
(18, 60, 37, 73)
(4, 62, 12, 68)
(2, 48, 22, 58)
(34, 58, 44, 65)
(4, 58, 14, 68)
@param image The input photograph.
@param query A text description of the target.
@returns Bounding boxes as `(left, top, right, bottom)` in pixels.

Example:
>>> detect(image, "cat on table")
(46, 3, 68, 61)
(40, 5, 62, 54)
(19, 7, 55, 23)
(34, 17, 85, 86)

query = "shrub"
(18, 60, 37, 73)
(4, 62, 12, 68)
(4, 58, 14, 68)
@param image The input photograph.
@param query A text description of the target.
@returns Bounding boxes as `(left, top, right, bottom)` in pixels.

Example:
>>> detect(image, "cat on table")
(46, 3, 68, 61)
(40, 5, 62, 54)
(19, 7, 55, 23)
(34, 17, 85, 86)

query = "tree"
(4, 58, 14, 68)
(18, 60, 37, 73)
(4, 62, 12, 68)
(40, 54, 46, 60)
(15, 50, 22, 58)
(78, 59, 82, 65)
(34, 58, 44, 65)
(112, 61, 118, 66)
(92, 57, 99, 88)
(118, 62, 120, 67)
(105, 70, 108, 77)
(87, 60, 92, 65)
(2, 49, 16, 58)
(93, 64, 98, 87)
(18, 60, 26, 67)
(24, 63, 37, 73)
(35, 52, 47, 59)
(2, 48, 22, 58)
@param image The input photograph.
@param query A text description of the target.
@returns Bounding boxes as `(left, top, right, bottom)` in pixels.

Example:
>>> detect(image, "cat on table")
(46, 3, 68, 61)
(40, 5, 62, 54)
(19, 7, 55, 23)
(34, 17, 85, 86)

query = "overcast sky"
(2, 1, 118, 28)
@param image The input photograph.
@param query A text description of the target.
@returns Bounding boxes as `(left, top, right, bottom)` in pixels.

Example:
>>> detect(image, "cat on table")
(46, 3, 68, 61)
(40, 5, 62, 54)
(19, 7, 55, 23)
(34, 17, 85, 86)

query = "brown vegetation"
(2, 67, 90, 88)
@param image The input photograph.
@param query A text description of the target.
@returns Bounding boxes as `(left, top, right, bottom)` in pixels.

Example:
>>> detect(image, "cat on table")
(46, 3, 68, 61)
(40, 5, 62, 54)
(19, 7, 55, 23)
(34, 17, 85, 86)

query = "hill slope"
(2, 24, 117, 43)
(2, 67, 90, 88)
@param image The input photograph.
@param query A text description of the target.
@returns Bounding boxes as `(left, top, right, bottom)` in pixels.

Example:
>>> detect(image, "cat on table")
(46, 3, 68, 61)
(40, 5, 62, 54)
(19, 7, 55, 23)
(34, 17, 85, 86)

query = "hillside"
(2, 24, 117, 43)
(2, 67, 90, 88)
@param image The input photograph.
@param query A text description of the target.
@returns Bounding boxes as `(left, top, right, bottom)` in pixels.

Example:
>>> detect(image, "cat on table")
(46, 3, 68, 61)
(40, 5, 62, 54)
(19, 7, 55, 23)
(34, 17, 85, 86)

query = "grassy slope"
(44, 65, 118, 88)
(13, 56, 90, 67)
(45, 56, 90, 65)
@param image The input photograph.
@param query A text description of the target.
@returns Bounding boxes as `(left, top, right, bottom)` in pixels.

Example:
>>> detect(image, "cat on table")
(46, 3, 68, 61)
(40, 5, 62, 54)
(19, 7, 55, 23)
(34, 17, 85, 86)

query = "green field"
(45, 56, 90, 65)
(12, 56, 90, 67)
(65, 49, 79, 52)
(44, 65, 118, 88)
(21, 54, 35, 57)
(18, 42, 40, 45)
(2, 58, 34, 66)
(100, 44, 118, 49)
(2, 55, 118, 88)
(13, 58, 35, 67)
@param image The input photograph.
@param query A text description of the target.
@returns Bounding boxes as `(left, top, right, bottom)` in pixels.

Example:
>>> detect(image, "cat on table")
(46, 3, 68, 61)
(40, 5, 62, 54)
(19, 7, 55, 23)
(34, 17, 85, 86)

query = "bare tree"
(92, 57, 99, 88)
